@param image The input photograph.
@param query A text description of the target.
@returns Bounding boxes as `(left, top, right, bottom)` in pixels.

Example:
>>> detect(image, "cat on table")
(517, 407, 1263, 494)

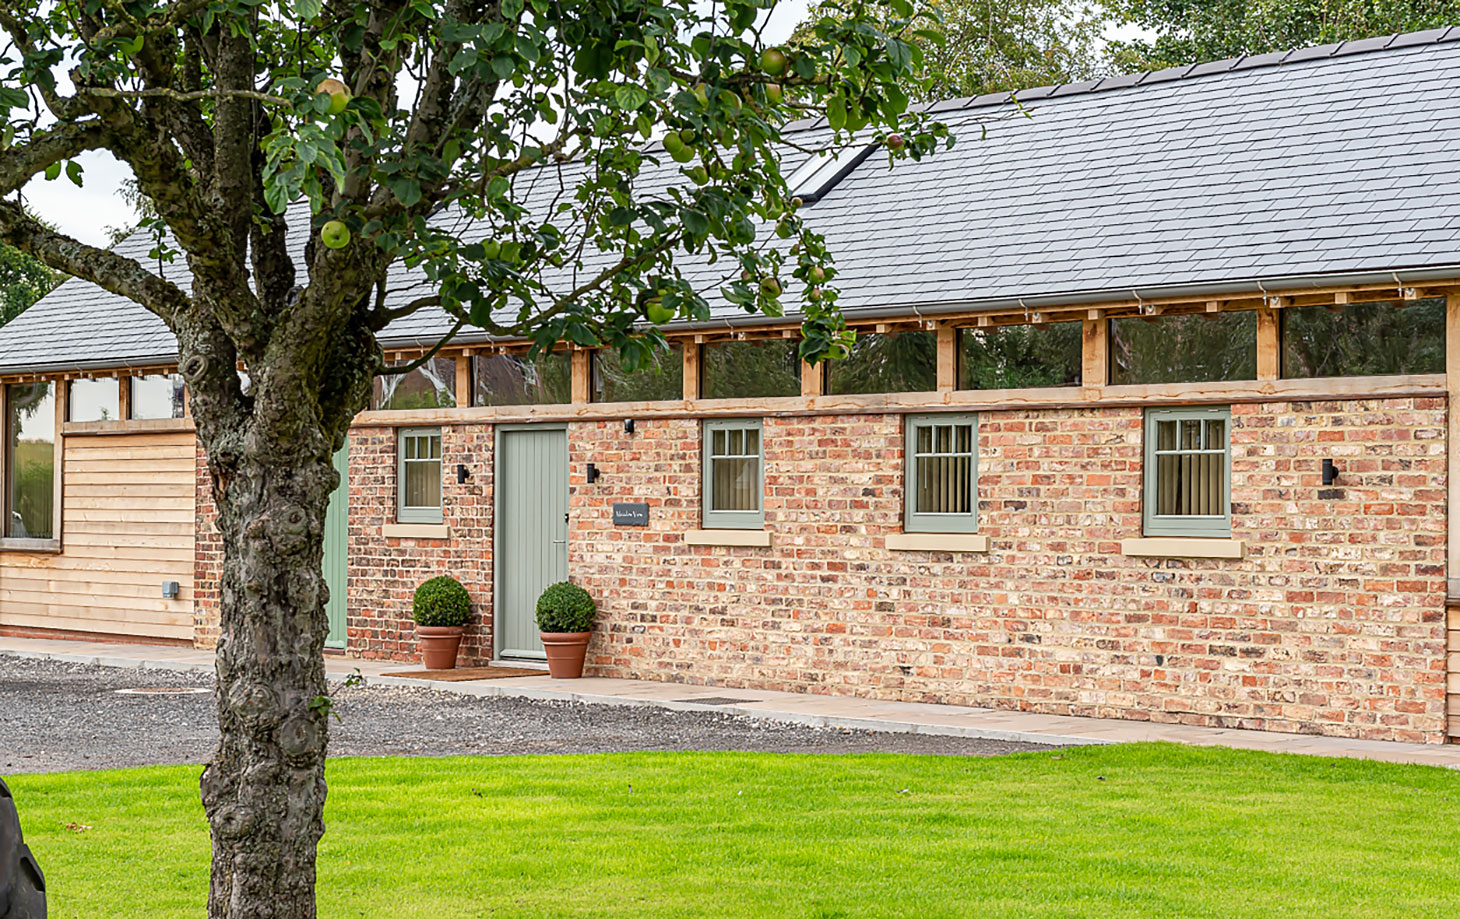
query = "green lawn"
(9, 743, 1460, 918)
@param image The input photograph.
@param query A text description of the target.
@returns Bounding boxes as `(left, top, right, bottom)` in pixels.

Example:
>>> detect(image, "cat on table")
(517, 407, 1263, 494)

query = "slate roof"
(6, 28, 1460, 373)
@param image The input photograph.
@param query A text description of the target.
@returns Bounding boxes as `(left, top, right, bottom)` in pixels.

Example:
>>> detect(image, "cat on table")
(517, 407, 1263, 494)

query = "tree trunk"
(199, 441, 338, 919)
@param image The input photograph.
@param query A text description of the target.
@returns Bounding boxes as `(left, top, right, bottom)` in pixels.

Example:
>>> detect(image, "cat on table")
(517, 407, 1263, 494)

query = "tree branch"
(0, 120, 110, 197)
(0, 201, 191, 327)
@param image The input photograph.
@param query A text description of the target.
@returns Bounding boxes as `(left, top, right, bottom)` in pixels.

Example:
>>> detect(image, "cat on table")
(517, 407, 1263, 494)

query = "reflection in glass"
(701, 339, 800, 399)
(828, 331, 937, 395)
(69, 379, 120, 422)
(1110, 311, 1256, 385)
(131, 373, 187, 419)
(959, 322, 1082, 389)
(1282, 298, 1444, 378)
(472, 352, 571, 406)
(6, 382, 54, 539)
(373, 357, 457, 410)
(593, 345, 683, 402)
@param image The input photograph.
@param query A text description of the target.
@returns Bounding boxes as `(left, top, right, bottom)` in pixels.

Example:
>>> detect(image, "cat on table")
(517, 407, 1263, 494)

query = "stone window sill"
(684, 529, 772, 548)
(1121, 537, 1244, 559)
(383, 523, 451, 540)
(886, 533, 989, 553)
(0, 538, 61, 554)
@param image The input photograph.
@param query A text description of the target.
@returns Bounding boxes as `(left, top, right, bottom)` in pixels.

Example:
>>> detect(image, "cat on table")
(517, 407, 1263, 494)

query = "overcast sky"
(19, 4, 1146, 247)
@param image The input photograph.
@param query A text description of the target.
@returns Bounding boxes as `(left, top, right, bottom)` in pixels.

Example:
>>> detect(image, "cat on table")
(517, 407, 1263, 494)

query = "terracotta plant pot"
(540, 631, 591, 678)
(417, 625, 466, 670)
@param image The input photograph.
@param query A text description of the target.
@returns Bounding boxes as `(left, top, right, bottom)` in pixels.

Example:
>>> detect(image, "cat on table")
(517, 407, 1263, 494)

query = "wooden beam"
(570, 350, 591, 404)
(117, 375, 132, 422)
(53, 380, 65, 547)
(1256, 307, 1279, 381)
(800, 359, 823, 398)
(936, 325, 956, 392)
(345, 373, 1446, 428)
(1082, 317, 1108, 389)
(682, 342, 701, 400)
(1448, 294, 1460, 601)
(454, 355, 471, 409)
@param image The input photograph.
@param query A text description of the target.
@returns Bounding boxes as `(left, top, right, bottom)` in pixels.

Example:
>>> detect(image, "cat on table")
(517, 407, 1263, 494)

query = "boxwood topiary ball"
(413, 575, 472, 627)
(535, 581, 596, 633)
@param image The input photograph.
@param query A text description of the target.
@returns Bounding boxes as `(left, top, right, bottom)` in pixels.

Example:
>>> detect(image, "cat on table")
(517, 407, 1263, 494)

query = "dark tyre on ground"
(0, 778, 45, 919)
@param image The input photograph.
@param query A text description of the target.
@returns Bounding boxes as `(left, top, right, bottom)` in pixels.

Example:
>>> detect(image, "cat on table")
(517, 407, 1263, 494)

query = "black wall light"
(624, 418, 635, 435)
(1321, 458, 1340, 485)
(457, 463, 471, 484)
(586, 463, 601, 484)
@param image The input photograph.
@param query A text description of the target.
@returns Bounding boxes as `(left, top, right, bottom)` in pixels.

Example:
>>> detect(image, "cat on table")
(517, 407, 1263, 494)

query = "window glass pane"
(910, 420, 975, 517)
(69, 379, 120, 422)
(1149, 410, 1228, 527)
(1111, 312, 1256, 384)
(373, 357, 457, 410)
(827, 331, 937, 394)
(1155, 452, 1223, 517)
(959, 322, 1082, 389)
(6, 382, 54, 539)
(701, 340, 800, 399)
(1282, 298, 1445, 378)
(403, 458, 442, 509)
(472, 352, 571, 406)
(131, 373, 186, 419)
(593, 344, 683, 402)
(711, 457, 759, 511)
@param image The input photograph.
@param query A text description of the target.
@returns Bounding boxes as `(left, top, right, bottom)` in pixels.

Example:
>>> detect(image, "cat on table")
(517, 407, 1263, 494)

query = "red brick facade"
(193, 396, 1450, 742)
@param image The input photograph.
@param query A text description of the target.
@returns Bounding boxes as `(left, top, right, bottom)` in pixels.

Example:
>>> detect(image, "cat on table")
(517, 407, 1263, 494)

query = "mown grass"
(9, 743, 1460, 918)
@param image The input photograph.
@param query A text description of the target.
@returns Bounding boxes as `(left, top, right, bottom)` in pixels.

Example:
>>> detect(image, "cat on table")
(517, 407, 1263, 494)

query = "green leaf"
(43, 162, 60, 181)
(293, 0, 322, 19)
(0, 87, 26, 111)
(614, 84, 648, 111)
(681, 208, 708, 236)
(65, 160, 83, 187)
(486, 176, 510, 199)
(826, 97, 847, 132)
(384, 174, 423, 208)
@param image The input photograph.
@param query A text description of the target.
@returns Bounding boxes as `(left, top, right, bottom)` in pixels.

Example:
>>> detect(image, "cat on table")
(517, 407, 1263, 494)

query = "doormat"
(380, 666, 545, 682)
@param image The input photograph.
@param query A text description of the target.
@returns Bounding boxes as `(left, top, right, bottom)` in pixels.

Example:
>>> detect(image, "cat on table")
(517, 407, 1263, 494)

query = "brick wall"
(572, 399, 1449, 743)
(194, 396, 1449, 742)
(193, 425, 496, 665)
(343, 424, 494, 664)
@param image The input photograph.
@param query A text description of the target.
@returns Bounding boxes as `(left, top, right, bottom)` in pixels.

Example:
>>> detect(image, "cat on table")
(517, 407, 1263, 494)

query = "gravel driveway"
(0, 654, 1050, 773)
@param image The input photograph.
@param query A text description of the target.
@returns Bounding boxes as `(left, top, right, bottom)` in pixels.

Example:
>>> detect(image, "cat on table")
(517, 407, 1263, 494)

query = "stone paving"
(3, 635, 1458, 769)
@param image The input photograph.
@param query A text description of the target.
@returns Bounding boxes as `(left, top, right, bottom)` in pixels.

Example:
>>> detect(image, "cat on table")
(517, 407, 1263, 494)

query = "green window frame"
(702, 419, 764, 529)
(1143, 407, 1231, 538)
(397, 427, 443, 524)
(904, 413, 978, 533)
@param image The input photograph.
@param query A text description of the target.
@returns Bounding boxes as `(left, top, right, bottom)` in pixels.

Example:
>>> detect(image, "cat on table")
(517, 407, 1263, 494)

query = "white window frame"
(904, 413, 979, 534)
(1143, 406, 1232, 538)
(702, 418, 764, 530)
(397, 427, 444, 524)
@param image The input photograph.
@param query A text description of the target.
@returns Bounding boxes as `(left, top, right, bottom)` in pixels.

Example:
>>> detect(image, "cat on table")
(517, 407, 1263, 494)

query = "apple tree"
(0, 0, 947, 915)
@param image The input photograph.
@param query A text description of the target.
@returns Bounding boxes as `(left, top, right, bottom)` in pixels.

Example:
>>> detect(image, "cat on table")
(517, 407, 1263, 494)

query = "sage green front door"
(496, 426, 568, 659)
(323, 440, 349, 650)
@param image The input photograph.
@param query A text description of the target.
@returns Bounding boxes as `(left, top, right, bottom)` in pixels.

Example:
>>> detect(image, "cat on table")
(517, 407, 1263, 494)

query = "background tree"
(0, 240, 58, 325)
(1105, 0, 1460, 70)
(795, 0, 1104, 101)
(0, 1, 947, 916)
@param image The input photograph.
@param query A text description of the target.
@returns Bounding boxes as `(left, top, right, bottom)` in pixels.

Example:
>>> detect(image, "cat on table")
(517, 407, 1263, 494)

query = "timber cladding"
(0, 431, 196, 641)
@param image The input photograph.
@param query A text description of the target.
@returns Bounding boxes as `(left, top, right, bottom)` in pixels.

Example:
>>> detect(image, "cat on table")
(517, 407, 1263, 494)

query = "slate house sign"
(612, 502, 650, 526)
